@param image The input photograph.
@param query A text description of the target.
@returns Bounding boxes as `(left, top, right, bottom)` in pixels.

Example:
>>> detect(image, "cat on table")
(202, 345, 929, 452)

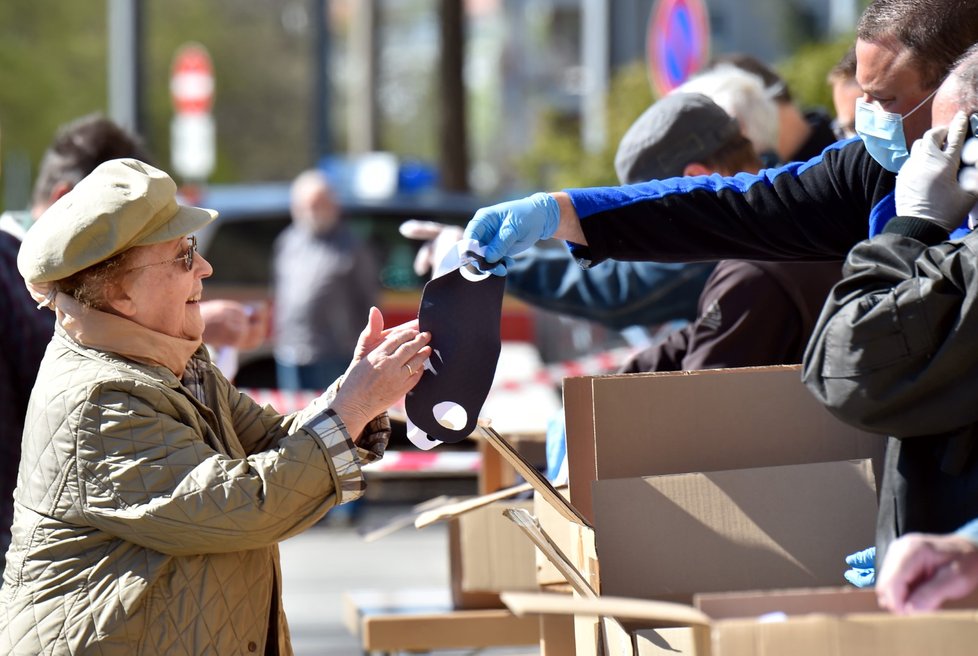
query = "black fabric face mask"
(405, 254, 505, 444)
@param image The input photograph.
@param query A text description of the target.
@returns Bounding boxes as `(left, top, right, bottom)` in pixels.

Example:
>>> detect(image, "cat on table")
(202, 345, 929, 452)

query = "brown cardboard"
(713, 611, 978, 656)
(538, 613, 576, 656)
(478, 425, 590, 526)
(564, 365, 885, 522)
(359, 607, 540, 651)
(459, 501, 537, 592)
(533, 487, 575, 587)
(635, 627, 706, 655)
(414, 482, 531, 529)
(593, 460, 877, 600)
(695, 585, 978, 619)
(447, 499, 537, 609)
(504, 507, 596, 598)
(501, 591, 978, 656)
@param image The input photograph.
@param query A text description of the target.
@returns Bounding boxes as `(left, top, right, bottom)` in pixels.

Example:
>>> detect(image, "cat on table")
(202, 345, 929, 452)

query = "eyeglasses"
(125, 235, 197, 273)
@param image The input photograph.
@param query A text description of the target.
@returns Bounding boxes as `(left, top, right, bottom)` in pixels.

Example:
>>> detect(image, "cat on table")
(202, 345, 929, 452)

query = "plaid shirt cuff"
(303, 408, 367, 504)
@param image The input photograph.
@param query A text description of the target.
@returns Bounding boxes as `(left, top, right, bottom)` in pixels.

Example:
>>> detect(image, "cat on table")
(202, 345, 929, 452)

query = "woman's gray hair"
(676, 64, 780, 157)
(55, 250, 133, 310)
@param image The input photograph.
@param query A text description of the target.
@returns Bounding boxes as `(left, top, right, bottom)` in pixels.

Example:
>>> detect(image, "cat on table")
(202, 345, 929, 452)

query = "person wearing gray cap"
(494, 93, 840, 482)
(608, 93, 842, 372)
(0, 158, 431, 655)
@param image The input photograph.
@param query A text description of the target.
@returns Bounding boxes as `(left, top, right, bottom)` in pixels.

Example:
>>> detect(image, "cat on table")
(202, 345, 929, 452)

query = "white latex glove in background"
(399, 220, 464, 279)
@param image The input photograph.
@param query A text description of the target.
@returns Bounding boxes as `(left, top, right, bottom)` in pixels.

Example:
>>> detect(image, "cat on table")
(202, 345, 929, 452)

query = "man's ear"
(682, 162, 713, 177)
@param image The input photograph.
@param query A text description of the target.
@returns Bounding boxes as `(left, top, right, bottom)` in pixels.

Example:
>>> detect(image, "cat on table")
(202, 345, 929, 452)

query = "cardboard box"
(538, 613, 576, 655)
(534, 486, 598, 589)
(501, 591, 978, 656)
(695, 585, 978, 619)
(714, 611, 978, 656)
(563, 365, 885, 522)
(481, 429, 876, 655)
(593, 460, 878, 600)
(635, 627, 705, 655)
(447, 499, 538, 609)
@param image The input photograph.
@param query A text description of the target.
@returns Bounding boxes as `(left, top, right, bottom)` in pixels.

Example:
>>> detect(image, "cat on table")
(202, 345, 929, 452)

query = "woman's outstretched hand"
(332, 307, 430, 439)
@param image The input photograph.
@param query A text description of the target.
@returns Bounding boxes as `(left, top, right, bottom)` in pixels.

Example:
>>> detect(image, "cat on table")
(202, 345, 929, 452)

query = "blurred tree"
(518, 60, 654, 190)
(519, 32, 857, 192)
(776, 33, 855, 116)
(0, 2, 107, 209)
(0, 0, 316, 209)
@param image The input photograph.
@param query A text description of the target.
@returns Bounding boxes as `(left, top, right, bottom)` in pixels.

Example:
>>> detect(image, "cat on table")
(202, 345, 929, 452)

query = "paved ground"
(279, 501, 540, 655)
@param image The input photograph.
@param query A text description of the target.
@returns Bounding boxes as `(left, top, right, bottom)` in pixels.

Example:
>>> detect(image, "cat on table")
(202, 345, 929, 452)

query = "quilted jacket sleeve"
(223, 371, 390, 464)
(71, 380, 360, 556)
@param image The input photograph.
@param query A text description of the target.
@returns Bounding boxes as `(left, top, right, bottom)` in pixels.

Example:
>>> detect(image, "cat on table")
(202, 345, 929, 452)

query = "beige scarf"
(28, 283, 201, 377)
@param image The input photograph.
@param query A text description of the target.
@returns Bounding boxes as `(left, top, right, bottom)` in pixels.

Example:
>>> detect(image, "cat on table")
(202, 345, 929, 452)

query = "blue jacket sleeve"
(564, 139, 893, 266)
(503, 246, 713, 329)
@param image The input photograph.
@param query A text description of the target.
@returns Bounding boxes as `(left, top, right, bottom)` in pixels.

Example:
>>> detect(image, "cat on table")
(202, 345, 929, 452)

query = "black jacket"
(564, 138, 894, 266)
(803, 216, 978, 564)
(622, 259, 842, 372)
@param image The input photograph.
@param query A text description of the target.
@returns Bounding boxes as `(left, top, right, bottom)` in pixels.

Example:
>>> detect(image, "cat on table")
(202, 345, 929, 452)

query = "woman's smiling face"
(108, 236, 213, 340)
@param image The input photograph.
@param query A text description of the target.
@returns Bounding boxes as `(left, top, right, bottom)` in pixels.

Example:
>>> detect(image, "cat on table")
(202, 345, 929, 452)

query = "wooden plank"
(361, 608, 539, 650)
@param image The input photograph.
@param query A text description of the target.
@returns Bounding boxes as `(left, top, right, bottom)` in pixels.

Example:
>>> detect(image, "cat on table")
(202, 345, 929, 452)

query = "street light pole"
(312, 0, 332, 161)
(439, 0, 469, 192)
(107, 0, 143, 135)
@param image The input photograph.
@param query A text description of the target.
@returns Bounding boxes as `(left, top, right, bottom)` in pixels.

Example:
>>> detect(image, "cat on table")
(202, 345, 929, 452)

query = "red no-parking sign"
(647, 0, 711, 97)
(170, 43, 216, 181)
(170, 43, 214, 115)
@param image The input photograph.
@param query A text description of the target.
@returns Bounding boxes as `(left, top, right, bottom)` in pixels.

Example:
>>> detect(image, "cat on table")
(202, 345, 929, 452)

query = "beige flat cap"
(18, 158, 217, 284)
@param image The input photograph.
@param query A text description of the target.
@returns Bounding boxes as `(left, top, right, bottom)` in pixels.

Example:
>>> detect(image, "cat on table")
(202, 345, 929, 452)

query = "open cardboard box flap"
(413, 481, 533, 529)
(563, 365, 885, 522)
(478, 425, 591, 528)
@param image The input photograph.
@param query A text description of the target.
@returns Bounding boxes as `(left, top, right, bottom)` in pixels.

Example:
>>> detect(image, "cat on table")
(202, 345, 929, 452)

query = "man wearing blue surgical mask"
(461, 0, 975, 271)
(853, 33, 943, 173)
(855, 89, 938, 172)
(454, 0, 978, 565)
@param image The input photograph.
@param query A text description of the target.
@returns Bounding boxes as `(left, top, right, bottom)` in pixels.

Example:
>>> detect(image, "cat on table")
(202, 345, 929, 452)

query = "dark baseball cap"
(614, 92, 741, 185)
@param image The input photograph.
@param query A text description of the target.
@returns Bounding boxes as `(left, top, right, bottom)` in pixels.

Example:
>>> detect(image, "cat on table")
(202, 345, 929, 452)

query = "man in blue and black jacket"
(462, 0, 978, 564)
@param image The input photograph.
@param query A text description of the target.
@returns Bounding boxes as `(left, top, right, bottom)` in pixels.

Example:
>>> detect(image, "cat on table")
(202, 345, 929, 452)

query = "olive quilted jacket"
(0, 325, 385, 655)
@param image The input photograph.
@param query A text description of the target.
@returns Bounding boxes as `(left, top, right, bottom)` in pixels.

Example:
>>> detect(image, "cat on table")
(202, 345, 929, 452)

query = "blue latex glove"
(464, 192, 560, 275)
(843, 545, 876, 588)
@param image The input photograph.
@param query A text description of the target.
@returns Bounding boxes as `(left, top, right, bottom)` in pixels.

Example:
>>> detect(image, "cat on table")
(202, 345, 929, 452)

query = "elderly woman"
(0, 159, 430, 655)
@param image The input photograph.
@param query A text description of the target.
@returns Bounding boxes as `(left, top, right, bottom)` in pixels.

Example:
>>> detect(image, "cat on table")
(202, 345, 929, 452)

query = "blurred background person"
(677, 63, 781, 166)
(828, 46, 861, 139)
(273, 169, 380, 391)
(0, 129, 52, 568)
(705, 52, 839, 163)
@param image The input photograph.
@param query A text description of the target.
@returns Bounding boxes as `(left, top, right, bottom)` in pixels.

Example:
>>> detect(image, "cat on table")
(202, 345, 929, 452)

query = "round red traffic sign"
(170, 43, 214, 115)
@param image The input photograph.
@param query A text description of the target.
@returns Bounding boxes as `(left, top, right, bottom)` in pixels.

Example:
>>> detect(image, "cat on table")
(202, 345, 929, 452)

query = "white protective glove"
(896, 111, 978, 232)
